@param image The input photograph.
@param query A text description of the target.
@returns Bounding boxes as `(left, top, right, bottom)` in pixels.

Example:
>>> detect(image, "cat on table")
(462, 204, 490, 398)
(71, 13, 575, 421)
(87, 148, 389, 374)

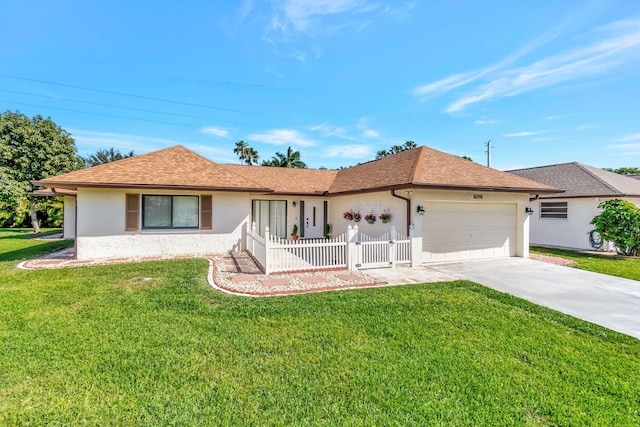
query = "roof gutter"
(391, 189, 411, 235)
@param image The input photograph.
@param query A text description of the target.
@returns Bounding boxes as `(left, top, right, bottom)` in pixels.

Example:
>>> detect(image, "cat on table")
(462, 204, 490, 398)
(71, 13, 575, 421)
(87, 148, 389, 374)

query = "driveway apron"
(431, 258, 640, 340)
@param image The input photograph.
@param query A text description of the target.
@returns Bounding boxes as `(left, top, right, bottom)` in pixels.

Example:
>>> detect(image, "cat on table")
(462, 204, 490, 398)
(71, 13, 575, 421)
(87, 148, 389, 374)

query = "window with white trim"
(540, 201, 568, 219)
(142, 195, 199, 229)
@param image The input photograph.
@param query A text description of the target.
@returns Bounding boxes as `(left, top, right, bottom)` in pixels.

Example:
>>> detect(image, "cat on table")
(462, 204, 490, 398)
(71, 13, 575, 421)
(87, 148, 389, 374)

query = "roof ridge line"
(409, 147, 426, 183)
(574, 163, 621, 194)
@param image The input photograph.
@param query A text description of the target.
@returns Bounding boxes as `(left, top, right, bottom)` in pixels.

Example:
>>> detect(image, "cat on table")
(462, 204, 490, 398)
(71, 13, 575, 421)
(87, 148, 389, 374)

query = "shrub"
(591, 199, 640, 256)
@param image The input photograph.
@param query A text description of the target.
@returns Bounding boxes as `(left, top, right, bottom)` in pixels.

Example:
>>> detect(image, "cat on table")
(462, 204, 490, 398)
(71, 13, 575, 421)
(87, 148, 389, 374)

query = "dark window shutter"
(125, 194, 140, 231)
(201, 195, 212, 230)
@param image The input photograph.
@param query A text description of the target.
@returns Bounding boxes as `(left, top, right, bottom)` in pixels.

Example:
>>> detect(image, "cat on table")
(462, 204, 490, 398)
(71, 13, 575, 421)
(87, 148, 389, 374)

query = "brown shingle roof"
(223, 165, 338, 195)
(34, 144, 559, 195)
(508, 162, 640, 198)
(34, 145, 271, 192)
(329, 146, 559, 194)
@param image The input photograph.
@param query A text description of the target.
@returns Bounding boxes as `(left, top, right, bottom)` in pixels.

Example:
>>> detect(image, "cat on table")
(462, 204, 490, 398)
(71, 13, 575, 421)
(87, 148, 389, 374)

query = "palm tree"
(233, 140, 259, 165)
(375, 149, 389, 159)
(403, 141, 417, 150)
(262, 146, 307, 168)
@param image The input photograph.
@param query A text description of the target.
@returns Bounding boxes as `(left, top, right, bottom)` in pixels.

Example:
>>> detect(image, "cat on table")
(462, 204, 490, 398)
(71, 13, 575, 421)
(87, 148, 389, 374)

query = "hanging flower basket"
(380, 213, 391, 223)
(343, 211, 354, 221)
(353, 212, 362, 223)
(365, 213, 376, 224)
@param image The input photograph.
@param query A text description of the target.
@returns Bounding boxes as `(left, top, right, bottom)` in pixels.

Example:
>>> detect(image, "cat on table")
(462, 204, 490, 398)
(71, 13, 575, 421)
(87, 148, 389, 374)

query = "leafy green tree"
(375, 141, 418, 159)
(461, 155, 473, 161)
(603, 167, 640, 175)
(590, 199, 640, 256)
(84, 147, 135, 167)
(0, 110, 78, 231)
(262, 146, 307, 168)
(233, 140, 259, 165)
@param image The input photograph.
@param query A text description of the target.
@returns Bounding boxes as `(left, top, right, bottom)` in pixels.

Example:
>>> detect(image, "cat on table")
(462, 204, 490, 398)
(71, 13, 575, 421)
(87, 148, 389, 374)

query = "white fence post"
(346, 225, 358, 271)
(390, 225, 397, 267)
(409, 224, 422, 267)
(264, 226, 271, 274)
(251, 221, 256, 256)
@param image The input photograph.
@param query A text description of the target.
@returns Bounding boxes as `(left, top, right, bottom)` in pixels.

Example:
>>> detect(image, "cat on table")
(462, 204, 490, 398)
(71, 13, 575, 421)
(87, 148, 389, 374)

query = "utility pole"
(485, 139, 491, 167)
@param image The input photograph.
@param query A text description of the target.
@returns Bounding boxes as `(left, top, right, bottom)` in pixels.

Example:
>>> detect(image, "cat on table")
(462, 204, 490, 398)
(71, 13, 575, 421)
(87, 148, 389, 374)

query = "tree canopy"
(233, 140, 259, 165)
(261, 146, 307, 168)
(375, 141, 417, 159)
(603, 167, 640, 175)
(591, 199, 640, 256)
(84, 147, 135, 167)
(0, 110, 79, 230)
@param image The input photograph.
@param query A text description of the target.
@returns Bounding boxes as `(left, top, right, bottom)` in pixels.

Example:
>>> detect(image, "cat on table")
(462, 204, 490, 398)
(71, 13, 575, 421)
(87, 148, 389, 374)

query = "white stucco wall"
(329, 188, 529, 262)
(530, 197, 640, 250)
(414, 189, 530, 259)
(329, 191, 409, 238)
(75, 188, 251, 260)
(62, 196, 76, 239)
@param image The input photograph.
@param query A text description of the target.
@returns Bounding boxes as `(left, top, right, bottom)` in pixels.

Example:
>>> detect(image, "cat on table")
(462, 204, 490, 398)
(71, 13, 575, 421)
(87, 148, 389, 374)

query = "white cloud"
(475, 120, 500, 125)
(200, 126, 230, 138)
(412, 17, 640, 113)
(68, 129, 180, 154)
(616, 132, 640, 142)
(310, 124, 353, 139)
(361, 129, 379, 138)
(324, 144, 372, 158)
(248, 129, 316, 146)
(68, 128, 233, 162)
(251, 0, 413, 44)
(503, 131, 540, 137)
(310, 120, 380, 140)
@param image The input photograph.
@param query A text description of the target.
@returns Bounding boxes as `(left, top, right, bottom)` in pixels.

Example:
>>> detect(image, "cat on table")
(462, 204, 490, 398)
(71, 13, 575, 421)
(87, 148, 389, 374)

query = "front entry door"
(303, 200, 325, 238)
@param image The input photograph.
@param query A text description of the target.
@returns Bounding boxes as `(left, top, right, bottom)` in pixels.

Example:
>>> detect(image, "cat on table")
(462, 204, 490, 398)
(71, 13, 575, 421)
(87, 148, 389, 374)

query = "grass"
(0, 228, 73, 262)
(531, 246, 640, 281)
(1, 229, 640, 425)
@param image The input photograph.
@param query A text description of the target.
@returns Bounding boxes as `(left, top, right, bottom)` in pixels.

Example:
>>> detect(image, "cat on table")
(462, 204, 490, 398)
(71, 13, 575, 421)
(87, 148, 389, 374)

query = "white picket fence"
(246, 222, 419, 274)
(357, 229, 412, 269)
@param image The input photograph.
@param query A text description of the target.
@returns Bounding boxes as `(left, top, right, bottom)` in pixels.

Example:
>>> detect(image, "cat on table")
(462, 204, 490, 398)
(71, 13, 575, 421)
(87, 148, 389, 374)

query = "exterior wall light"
(416, 205, 425, 215)
(292, 201, 297, 207)
(525, 207, 534, 215)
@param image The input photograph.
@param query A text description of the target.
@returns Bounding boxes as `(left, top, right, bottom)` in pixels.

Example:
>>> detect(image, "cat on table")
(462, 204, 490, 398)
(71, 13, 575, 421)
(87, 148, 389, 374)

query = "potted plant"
(365, 213, 376, 224)
(380, 213, 391, 223)
(343, 211, 354, 221)
(353, 212, 362, 223)
(324, 223, 331, 238)
(291, 224, 299, 241)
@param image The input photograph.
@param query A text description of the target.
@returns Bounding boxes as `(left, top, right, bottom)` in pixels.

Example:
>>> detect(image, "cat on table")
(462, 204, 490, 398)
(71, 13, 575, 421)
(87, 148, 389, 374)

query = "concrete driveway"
(430, 258, 640, 340)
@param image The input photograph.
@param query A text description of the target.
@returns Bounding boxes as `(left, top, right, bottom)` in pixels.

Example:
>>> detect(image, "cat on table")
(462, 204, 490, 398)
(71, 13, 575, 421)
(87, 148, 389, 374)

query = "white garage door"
(423, 202, 517, 262)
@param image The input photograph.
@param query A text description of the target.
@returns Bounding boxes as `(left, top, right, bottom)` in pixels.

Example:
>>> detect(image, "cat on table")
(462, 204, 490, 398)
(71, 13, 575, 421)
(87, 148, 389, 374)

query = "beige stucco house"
(35, 145, 557, 265)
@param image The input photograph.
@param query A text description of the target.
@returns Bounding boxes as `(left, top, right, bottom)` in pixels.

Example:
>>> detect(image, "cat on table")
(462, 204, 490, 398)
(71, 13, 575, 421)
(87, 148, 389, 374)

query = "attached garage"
(422, 202, 517, 262)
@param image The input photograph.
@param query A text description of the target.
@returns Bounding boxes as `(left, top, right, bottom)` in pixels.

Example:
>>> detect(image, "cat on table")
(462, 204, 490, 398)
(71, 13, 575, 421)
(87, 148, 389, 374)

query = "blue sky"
(3, 0, 640, 170)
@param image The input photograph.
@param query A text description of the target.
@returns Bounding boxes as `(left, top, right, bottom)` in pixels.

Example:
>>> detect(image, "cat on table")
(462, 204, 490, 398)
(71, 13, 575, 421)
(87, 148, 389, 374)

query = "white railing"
(246, 222, 267, 271)
(245, 222, 420, 274)
(356, 226, 412, 269)
(268, 234, 347, 273)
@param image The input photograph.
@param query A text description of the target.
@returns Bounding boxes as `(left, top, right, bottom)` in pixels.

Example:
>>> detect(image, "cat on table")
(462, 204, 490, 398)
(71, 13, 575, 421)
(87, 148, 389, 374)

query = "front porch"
(245, 222, 422, 274)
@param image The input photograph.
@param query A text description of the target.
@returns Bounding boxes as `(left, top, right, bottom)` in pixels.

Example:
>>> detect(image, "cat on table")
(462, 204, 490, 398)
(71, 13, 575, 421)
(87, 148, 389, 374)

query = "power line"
(1, 100, 206, 128)
(0, 73, 262, 115)
(0, 89, 241, 124)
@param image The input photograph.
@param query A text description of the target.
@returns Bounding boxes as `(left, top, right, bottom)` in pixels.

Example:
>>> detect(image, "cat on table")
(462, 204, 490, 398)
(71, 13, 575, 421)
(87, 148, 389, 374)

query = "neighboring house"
(34, 145, 557, 264)
(509, 162, 640, 250)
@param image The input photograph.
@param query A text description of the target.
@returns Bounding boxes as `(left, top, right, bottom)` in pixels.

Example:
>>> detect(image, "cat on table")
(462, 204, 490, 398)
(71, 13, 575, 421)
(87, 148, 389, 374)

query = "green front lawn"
(0, 228, 73, 262)
(1, 229, 640, 425)
(531, 246, 640, 281)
